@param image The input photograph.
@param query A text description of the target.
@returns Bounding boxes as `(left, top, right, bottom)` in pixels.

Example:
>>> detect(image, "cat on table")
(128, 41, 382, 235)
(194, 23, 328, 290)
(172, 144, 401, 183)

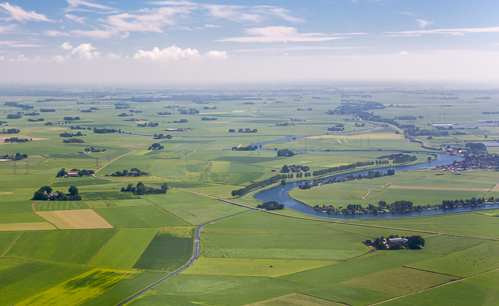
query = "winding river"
(253, 152, 499, 219)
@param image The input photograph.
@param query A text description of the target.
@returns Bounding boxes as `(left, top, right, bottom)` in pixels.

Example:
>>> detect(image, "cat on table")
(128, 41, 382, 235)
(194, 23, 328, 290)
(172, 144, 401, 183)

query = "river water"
(253, 153, 499, 219)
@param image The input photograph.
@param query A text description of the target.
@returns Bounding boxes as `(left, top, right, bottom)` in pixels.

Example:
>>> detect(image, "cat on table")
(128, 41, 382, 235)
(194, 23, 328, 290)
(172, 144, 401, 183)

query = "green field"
(7, 229, 117, 264)
(1, 87, 499, 305)
(94, 206, 189, 228)
(89, 228, 159, 269)
(133, 227, 195, 272)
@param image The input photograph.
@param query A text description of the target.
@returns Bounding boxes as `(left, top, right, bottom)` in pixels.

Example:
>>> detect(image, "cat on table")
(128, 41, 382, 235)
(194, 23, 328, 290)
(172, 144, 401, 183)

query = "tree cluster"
(154, 134, 172, 139)
(1, 128, 20, 134)
(7, 114, 22, 119)
(178, 108, 199, 115)
(63, 116, 80, 121)
(4, 137, 30, 143)
(277, 149, 294, 157)
(257, 201, 284, 210)
(28, 118, 44, 122)
(56, 168, 95, 177)
(148, 143, 164, 150)
(365, 235, 425, 250)
(40, 108, 56, 112)
(0, 152, 28, 160)
(33, 185, 81, 201)
(231, 145, 258, 151)
(201, 117, 217, 121)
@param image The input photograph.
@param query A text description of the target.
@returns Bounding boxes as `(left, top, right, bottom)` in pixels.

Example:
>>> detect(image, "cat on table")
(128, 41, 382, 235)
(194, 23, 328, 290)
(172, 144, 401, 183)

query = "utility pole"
(26, 160, 29, 174)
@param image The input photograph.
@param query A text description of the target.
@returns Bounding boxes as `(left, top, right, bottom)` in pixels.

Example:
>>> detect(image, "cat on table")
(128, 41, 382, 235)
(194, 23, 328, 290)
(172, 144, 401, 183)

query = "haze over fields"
(0, 0, 498, 84)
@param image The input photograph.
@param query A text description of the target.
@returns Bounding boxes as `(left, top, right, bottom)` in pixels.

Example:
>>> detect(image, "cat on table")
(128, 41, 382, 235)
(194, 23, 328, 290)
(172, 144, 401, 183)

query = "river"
(252, 153, 499, 219)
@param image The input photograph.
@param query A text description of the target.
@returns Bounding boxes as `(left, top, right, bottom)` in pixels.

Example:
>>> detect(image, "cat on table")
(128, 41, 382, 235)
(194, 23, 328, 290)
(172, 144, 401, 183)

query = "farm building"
(67, 171, 79, 177)
(387, 238, 408, 244)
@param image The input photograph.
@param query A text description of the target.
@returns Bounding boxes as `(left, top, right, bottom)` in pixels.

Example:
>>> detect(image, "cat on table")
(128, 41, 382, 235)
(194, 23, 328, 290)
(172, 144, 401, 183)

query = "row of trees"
(231, 174, 284, 197)
(60, 131, 84, 137)
(1, 128, 20, 134)
(4, 137, 30, 143)
(63, 138, 84, 143)
(231, 145, 258, 151)
(121, 182, 168, 195)
(312, 161, 375, 177)
(106, 168, 148, 177)
(229, 128, 257, 133)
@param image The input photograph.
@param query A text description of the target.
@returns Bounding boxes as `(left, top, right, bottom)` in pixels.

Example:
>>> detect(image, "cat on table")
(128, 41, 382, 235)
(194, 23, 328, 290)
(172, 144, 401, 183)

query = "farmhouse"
(67, 171, 79, 177)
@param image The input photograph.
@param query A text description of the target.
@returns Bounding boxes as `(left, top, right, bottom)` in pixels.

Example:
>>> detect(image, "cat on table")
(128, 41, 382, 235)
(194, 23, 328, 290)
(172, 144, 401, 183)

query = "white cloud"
(0, 55, 4, 60)
(60, 41, 73, 50)
(255, 6, 304, 23)
(218, 26, 345, 43)
(205, 50, 227, 59)
(398, 51, 409, 55)
(106, 52, 120, 60)
(233, 46, 370, 53)
(416, 19, 433, 29)
(0, 2, 52, 22)
(10, 54, 28, 62)
(204, 4, 262, 23)
(51, 55, 66, 63)
(134, 45, 200, 61)
(0, 24, 16, 33)
(0, 40, 43, 48)
(65, 13, 85, 24)
(205, 24, 221, 28)
(45, 28, 117, 38)
(70, 43, 99, 59)
(106, 7, 192, 33)
(388, 26, 499, 36)
(64, 0, 114, 12)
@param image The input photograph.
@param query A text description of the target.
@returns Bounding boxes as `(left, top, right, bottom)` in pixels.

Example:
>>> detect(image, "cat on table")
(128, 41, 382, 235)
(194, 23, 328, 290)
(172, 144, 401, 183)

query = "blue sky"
(0, 0, 498, 84)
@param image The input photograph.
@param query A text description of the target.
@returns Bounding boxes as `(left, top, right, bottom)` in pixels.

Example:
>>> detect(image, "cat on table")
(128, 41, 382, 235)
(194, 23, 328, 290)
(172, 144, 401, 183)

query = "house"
(67, 171, 79, 177)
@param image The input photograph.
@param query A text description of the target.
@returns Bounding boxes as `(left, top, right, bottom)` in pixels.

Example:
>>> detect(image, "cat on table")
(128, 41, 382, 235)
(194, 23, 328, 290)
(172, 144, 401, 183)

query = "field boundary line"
(1, 232, 23, 256)
(363, 189, 371, 200)
(85, 228, 122, 265)
(93, 149, 138, 177)
(369, 266, 499, 305)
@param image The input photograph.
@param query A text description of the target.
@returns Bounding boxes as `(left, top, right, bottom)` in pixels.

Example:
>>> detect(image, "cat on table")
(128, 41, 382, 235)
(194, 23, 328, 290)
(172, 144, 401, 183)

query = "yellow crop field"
(36, 209, 113, 229)
(0, 222, 56, 231)
(16, 269, 135, 306)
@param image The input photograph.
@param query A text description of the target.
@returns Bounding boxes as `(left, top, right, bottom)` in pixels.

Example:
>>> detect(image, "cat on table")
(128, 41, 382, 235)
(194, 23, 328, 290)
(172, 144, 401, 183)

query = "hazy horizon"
(0, 0, 498, 84)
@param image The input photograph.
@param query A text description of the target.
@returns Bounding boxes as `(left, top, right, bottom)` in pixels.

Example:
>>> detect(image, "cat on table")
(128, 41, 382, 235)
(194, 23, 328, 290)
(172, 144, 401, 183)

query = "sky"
(0, 0, 498, 85)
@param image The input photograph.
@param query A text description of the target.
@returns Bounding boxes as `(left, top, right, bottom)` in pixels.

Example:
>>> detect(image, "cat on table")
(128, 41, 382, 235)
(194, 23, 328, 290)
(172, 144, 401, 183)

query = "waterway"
(252, 153, 499, 219)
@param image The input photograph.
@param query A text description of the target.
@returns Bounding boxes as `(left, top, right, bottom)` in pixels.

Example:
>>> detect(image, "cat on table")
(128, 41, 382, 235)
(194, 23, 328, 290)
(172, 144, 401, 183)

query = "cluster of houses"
(440, 154, 499, 172)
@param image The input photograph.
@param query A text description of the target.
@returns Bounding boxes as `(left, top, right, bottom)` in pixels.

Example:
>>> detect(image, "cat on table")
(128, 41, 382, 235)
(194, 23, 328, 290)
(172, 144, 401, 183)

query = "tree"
(68, 186, 78, 196)
(407, 235, 425, 249)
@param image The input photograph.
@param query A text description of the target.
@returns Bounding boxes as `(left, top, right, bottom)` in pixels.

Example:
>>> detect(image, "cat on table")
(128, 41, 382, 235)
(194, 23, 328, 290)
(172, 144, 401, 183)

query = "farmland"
(0, 87, 498, 305)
